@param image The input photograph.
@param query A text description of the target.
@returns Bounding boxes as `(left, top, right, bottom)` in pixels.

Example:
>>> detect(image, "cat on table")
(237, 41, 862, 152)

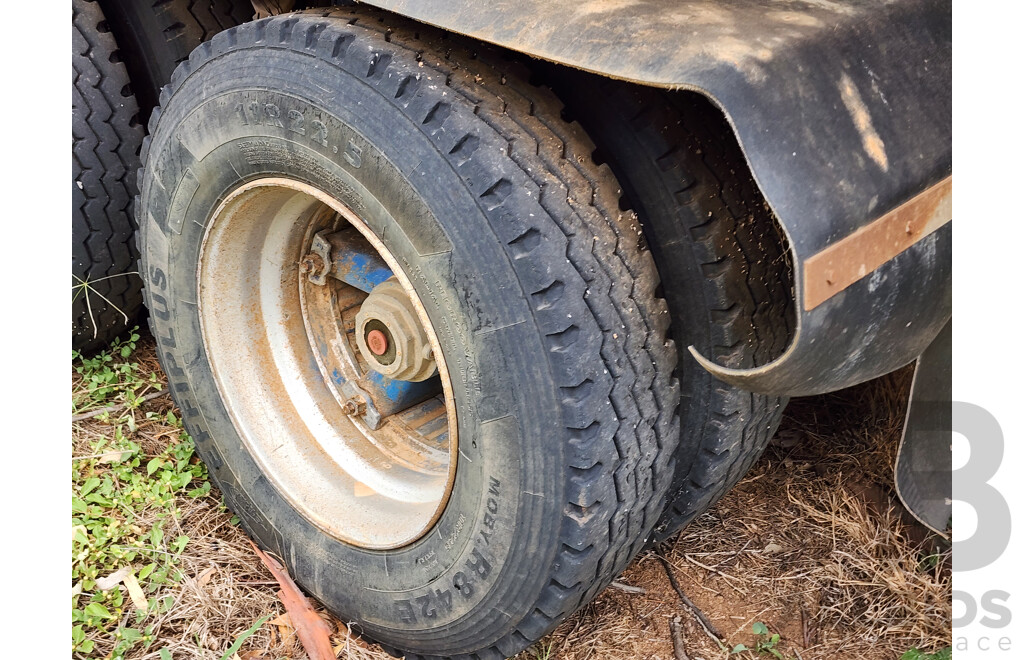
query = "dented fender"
(356, 0, 952, 395)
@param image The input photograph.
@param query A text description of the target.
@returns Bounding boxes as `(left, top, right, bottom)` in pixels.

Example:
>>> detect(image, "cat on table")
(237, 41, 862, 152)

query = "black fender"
(354, 0, 952, 396)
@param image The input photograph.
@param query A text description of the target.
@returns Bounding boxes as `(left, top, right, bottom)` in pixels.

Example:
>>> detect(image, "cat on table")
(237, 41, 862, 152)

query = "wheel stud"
(299, 252, 325, 277)
(341, 398, 366, 416)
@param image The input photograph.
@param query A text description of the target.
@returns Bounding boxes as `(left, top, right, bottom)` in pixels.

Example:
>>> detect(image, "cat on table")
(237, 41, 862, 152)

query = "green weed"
(72, 339, 212, 658)
(731, 622, 789, 659)
(901, 648, 952, 660)
(72, 328, 164, 432)
(530, 640, 555, 660)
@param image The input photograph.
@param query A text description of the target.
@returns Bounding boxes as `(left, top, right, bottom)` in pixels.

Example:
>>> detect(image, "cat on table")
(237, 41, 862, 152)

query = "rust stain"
(803, 176, 951, 310)
(839, 72, 889, 172)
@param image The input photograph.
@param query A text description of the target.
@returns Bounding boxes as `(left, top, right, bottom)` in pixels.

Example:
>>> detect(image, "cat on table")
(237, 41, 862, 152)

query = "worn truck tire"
(551, 75, 796, 541)
(139, 8, 679, 659)
(72, 0, 146, 353)
(100, 0, 255, 122)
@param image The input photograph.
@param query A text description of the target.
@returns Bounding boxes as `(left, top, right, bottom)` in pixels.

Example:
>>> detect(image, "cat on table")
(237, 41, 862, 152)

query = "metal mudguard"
(356, 0, 953, 396)
(895, 321, 951, 536)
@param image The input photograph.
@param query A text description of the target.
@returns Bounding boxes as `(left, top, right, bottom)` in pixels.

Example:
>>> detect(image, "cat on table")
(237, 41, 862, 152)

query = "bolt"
(341, 398, 366, 416)
(299, 252, 325, 276)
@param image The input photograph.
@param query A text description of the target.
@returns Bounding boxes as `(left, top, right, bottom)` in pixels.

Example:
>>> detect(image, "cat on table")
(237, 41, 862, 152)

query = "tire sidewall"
(140, 43, 565, 650)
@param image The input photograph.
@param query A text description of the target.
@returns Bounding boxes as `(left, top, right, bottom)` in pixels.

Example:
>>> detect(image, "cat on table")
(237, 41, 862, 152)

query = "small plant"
(531, 640, 555, 660)
(72, 271, 139, 340)
(72, 429, 211, 656)
(72, 340, 213, 657)
(901, 648, 952, 660)
(72, 328, 164, 431)
(731, 622, 788, 659)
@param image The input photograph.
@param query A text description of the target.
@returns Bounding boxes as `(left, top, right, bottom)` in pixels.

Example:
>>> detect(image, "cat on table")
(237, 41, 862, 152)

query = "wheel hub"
(198, 178, 457, 549)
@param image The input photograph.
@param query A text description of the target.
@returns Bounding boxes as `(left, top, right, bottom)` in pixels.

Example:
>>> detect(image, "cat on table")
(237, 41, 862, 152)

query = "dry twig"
(669, 616, 690, 660)
(656, 552, 725, 644)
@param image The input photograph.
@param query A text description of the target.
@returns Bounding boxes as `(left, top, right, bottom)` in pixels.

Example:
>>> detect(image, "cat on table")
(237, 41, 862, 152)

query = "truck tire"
(72, 0, 145, 352)
(550, 75, 795, 541)
(138, 8, 679, 659)
(99, 0, 255, 122)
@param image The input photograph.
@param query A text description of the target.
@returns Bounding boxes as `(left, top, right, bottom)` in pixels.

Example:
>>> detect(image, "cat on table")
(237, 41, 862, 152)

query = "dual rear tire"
(139, 6, 793, 658)
(139, 9, 678, 658)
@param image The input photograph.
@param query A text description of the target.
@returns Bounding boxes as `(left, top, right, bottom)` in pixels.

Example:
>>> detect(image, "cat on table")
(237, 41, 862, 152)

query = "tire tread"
(72, 0, 145, 352)
(138, 8, 680, 658)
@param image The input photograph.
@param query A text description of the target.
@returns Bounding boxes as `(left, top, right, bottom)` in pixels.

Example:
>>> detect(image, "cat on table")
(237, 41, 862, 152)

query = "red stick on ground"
(249, 541, 336, 660)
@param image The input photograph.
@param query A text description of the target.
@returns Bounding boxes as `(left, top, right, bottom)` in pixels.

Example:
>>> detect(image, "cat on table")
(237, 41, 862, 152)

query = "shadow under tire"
(72, 0, 145, 353)
(138, 8, 679, 659)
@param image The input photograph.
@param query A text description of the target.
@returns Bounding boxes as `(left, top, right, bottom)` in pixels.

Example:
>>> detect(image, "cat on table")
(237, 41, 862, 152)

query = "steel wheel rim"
(197, 178, 457, 549)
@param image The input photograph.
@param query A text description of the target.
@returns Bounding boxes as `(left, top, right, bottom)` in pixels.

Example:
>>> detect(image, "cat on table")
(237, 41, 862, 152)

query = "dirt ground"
(72, 332, 951, 660)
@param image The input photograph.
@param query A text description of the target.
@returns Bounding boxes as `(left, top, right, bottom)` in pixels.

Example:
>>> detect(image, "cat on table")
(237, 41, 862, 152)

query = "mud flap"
(894, 321, 951, 536)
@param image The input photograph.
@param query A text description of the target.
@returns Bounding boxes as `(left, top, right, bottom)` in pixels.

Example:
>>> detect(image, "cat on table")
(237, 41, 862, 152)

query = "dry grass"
(72, 333, 950, 659)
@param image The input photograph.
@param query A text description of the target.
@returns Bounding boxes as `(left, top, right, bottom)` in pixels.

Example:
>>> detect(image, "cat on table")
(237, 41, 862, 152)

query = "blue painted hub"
(324, 228, 442, 416)
(328, 229, 395, 294)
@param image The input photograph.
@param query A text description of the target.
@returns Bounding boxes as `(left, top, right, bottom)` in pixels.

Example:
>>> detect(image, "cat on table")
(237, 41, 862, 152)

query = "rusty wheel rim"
(197, 178, 457, 549)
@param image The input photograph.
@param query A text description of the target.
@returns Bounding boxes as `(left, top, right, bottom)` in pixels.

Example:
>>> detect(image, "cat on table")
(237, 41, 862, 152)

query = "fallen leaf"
(99, 449, 130, 464)
(123, 572, 148, 612)
(267, 613, 293, 629)
(96, 567, 130, 591)
(197, 566, 217, 588)
(249, 541, 335, 660)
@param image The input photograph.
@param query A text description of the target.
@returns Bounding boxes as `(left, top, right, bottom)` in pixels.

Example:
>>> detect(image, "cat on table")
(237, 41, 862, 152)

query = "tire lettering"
(287, 109, 305, 135)
(248, 100, 263, 125)
(416, 594, 437, 619)
(466, 547, 491, 579)
(311, 119, 328, 147)
(443, 513, 466, 551)
(149, 292, 171, 321)
(480, 476, 501, 545)
(234, 102, 249, 126)
(453, 571, 474, 598)
(161, 350, 184, 379)
(264, 103, 284, 127)
(343, 139, 362, 168)
(483, 511, 496, 530)
(395, 599, 416, 624)
(155, 323, 175, 349)
(435, 588, 452, 612)
(149, 266, 167, 290)
(394, 476, 503, 622)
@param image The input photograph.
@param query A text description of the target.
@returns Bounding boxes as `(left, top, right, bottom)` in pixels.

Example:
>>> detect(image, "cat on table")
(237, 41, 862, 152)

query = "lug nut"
(299, 252, 325, 275)
(341, 398, 366, 416)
